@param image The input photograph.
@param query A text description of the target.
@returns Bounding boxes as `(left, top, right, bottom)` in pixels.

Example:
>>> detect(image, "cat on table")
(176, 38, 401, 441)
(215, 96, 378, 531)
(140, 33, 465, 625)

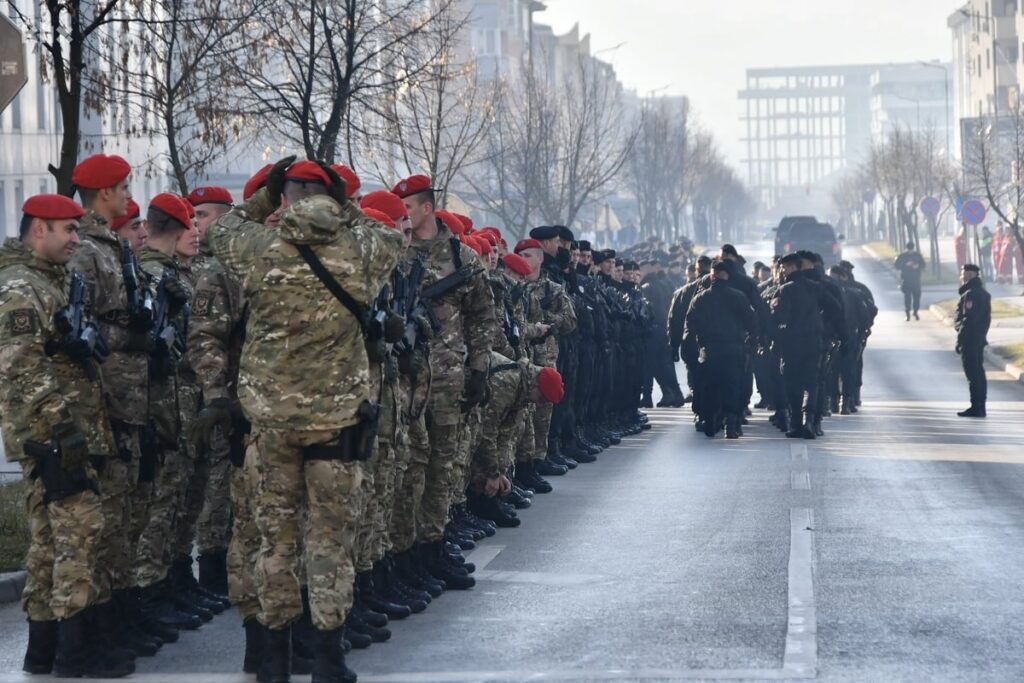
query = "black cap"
(779, 252, 802, 266)
(721, 243, 738, 257)
(592, 250, 609, 265)
(963, 263, 981, 273)
(578, 240, 592, 251)
(624, 261, 640, 271)
(696, 255, 712, 265)
(555, 225, 574, 242)
(711, 259, 730, 273)
(839, 260, 854, 270)
(529, 225, 560, 240)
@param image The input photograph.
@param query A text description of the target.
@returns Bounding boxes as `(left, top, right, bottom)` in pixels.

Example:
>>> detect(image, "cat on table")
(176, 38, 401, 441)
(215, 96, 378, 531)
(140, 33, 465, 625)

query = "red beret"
(480, 226, 501, 240)
(514, 238, 543, 254)
(391, 174, 433, 199)
(479, 231, 498, 246)
(285, 160, 333, 186)
(476, 236, 491, 255)
(436, 210, 466, 236)
(111, 198, 141, 230)
(149, 193, 193, 229)
(453, 213, 473, 232)
(363, 207, 396, 229)
(462, 236, 482, 256)
(537, 367, 565, 404)
(360, 191, 407, 222)
(71, 154, 132, 190)
(187, 186, 233, 207)
(331, 164, 361, 198)
(503, 253, 532, 276)
(22, 194, 85, 221)
(244, 164, 272, 200)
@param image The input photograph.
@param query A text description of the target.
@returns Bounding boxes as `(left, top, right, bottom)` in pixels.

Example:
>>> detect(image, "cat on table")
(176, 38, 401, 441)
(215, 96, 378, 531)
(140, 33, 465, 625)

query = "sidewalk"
(860, 243, 1024, 385)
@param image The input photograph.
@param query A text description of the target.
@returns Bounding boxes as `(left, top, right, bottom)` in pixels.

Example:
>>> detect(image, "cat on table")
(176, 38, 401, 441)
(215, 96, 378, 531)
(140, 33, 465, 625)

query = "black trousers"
(699, 345, 744, 420)
(781, 351, 821, 422)
(961, 344, 987, 408)
(902, 285, 922, 315)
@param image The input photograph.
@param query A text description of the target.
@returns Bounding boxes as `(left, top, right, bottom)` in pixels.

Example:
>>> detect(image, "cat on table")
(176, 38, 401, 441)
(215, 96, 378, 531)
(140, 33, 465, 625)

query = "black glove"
(315, 161, 349, 205)
(189, 398, 235, 452)
(463, 369, 488, 410)
(162, 278, 189, 316)
(52, 421, 89, 472)
(266, 155, 298, 208)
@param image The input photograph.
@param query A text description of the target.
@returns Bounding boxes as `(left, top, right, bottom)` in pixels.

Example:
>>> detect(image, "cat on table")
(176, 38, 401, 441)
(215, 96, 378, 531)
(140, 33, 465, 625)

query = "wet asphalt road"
(0, 248, 1022, 683)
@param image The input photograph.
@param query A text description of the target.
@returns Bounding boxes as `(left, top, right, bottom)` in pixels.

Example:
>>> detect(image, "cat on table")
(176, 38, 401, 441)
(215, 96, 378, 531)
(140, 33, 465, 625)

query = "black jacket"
(955, 277, 992, 348)
(682, 278, 756, 356)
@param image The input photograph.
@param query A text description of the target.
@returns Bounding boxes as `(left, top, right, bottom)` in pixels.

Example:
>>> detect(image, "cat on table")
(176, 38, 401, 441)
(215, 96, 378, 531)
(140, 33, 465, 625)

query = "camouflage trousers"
(415, 387, 463, 543)
(352, 453, 378, 574)
(227, 454, 260, 621)
(94, 429, 139, 603)
(516, 404, 537, 464)
(20, 460, 103, 621)
(449, 409, 481, 507)
(533, 401, 554, 459)
(134, 440, 191, 587)
(197, 430, 233, 554)
(171, 384, 209, 560)
(390, 411, 428, 553)
(251, 427, 364, 631)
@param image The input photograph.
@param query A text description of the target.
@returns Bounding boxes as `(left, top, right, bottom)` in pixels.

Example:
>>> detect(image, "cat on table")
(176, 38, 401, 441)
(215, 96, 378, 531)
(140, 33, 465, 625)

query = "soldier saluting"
(0, 195, 131, 678)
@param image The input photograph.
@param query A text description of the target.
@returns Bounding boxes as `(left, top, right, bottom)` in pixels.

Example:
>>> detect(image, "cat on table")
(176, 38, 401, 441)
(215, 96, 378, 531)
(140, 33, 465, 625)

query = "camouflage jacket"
(139, 246, 190, 447)
(522, 276, 577, 366)
(186, 246, 246, 404)
(0, 239, 115, 461)
(68, 210, 150, 426)
(475, 351, 538, 479)
(407, 223, 495, 390)
(487, 269, 522, 358)
(208, 189, 403, 432)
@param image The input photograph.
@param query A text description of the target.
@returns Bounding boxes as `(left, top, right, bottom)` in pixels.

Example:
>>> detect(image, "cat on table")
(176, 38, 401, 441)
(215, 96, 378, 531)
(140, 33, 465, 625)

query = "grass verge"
(0, 479, 29, 573)
(994, 343, 1024, 367)
(935, 298, 1023, 319)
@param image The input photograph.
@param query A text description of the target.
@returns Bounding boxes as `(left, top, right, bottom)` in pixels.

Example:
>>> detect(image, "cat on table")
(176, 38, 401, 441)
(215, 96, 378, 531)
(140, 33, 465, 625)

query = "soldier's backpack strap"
(295, 244, 368, 335)
(449, 237, 463, 269)
(488, 362, 520, 376)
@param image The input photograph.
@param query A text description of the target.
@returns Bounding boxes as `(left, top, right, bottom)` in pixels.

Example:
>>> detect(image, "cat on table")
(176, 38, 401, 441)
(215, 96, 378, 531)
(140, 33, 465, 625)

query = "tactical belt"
(98, 310, 130, 325)
(488, 362, 519, 376)
(295, 244, 368, 335)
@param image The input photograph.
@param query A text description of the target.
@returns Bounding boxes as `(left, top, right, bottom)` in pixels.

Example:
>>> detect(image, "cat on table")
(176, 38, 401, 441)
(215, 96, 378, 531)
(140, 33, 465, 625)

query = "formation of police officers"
(0, 153, 702, 683)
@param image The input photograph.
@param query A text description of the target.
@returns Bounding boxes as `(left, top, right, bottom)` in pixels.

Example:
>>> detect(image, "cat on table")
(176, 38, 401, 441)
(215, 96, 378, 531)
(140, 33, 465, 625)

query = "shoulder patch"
(8, 308, 37, 336)
(193, 291, 214, 317)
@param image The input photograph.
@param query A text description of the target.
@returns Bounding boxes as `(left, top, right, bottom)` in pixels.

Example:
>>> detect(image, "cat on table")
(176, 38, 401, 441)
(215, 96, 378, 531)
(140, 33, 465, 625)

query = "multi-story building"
(740, 62, 953, 215)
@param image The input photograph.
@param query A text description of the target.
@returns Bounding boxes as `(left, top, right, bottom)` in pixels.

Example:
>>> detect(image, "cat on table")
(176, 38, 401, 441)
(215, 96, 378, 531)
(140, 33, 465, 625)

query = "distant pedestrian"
(894, 241, 925, 321)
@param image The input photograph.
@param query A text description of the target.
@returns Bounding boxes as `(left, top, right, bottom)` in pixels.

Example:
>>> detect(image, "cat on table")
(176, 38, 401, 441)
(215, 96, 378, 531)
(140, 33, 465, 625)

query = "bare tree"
(235, 0, 456, 165)
(10, 0, 127, 194)
(630, 96, 690, 242)
(360, 5, 496, 206)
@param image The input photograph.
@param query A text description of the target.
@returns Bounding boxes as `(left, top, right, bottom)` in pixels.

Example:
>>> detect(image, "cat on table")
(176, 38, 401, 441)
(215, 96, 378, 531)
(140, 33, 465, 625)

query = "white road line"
(791, 471, 810, 490)
(473, 569, 609, 586)
(463, 544, 503, 572)
(790, 443, 809, 463)
(783, 507, 818, 678)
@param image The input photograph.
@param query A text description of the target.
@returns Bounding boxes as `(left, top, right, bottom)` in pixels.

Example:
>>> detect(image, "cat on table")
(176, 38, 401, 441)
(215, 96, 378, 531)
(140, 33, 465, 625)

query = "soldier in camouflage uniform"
(515, 238, 577, 475)
(0, 194, 132, 678)
(208, 158, 402, 683)
(186, 187, 244, 597)
(390, 177, 494, 594)
(133, 194, 204, 630)
(65, 154, 165, 657)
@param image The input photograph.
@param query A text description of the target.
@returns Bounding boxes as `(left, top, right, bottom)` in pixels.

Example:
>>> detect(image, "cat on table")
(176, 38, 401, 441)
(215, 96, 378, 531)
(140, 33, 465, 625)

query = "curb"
(928, 304, 1024, 385)
(0, 570, 26, 605)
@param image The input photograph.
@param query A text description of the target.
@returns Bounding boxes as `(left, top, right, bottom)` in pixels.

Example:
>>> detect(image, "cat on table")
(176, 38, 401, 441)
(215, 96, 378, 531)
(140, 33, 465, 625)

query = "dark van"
(775, 217, 843, 265)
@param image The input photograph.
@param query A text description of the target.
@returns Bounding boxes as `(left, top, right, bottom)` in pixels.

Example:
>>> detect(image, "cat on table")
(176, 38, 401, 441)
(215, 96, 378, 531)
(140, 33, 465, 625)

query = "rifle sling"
(295, 244, 368, 335)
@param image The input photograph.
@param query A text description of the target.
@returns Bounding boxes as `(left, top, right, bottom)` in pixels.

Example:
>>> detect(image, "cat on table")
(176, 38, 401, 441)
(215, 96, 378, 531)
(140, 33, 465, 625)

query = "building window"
(14, 181, 25, 218)
(11, 93, 21, 130)
(39, 178, 48, 194)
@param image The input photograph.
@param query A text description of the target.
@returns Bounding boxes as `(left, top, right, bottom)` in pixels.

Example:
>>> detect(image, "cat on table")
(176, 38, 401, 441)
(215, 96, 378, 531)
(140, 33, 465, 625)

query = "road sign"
(961, 199, 987, 226)
(920, 196, 941, 217)
(862, 191, 876, 204)
(0, 15, 27, 115)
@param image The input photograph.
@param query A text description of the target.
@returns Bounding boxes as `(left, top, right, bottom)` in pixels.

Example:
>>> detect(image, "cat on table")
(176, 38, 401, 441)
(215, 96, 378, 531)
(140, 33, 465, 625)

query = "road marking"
(790, 443, 808, 463)
(783, 507, 818, 678)
(473, 569, 609, 586)
(463, 544, 503, 572)
(791, 471, 810, 490)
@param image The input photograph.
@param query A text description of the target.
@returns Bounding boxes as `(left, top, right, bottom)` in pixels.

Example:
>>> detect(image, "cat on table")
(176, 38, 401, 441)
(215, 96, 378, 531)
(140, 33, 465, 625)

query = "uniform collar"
(79, 210, 118, 244)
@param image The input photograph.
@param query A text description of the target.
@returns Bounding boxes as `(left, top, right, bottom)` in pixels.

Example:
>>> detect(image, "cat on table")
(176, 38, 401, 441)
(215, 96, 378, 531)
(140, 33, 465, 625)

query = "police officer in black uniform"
(955, 264, 992, 417)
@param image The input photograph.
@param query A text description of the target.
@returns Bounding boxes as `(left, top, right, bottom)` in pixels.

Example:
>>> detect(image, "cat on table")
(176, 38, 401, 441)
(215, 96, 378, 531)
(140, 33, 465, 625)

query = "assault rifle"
(120, 240, 154, 332)
(150, 268, 187, 376)
(46, 271, 109, 379)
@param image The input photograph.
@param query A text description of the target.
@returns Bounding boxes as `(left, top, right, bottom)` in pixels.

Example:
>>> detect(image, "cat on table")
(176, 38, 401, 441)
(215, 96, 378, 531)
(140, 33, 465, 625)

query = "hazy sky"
(536, 0, 962, 168)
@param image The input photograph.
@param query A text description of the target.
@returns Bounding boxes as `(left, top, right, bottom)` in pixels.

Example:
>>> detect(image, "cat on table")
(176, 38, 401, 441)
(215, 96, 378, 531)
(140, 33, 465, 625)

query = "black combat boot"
(423, 541, 475, 590)
(139, 581, 202, 631)
(547, 440, 577, 469)
(502, 485, 532, 509)
(91, 598, 137, 662)
(785, 411, 803, 439)
(290, 588, 317, 672)
(801, 412, 817, 440)
(198, 550, 230, 598)
(641, 394, 654, 408)
(352, 582, 389, 629)
(312, 626, 358, 683)
(812, 415, 825, 437)
(468, 492, 521, 528)
(129, 586, 180, 643)
(22, 619, 57, 674)
(375, 556, 428, 613)
(112, 589, 161, 656)
(345, 605, 391, 644)
(725, 415, 741, 439)
(357, 570, 411, 620)
(258, 624, 291, 683)
(175, 555, 228, 611)
(243, 618, 263, 674)
(54, 608, 135, 678)
(534, 457, 567, 477)
(403, 547, 446, 597)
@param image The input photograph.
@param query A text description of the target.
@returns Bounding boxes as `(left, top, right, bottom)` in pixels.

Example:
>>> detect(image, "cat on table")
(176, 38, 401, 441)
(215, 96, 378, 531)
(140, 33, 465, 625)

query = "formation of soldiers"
(667, 247, 877, 440)
(0, 154, 688, 683)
